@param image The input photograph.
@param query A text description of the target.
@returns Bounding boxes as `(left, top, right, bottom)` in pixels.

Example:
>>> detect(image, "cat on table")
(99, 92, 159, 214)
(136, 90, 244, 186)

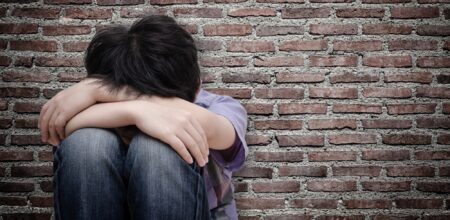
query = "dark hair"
(84, 15, 201, 102)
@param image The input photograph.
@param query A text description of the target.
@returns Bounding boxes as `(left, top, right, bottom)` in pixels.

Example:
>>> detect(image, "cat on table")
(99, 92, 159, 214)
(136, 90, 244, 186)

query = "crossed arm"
(38, 78, 238, 167)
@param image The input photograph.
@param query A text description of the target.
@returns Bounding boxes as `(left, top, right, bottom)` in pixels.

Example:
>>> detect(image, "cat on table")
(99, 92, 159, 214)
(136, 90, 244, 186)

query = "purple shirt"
(193, 88, 248, 220)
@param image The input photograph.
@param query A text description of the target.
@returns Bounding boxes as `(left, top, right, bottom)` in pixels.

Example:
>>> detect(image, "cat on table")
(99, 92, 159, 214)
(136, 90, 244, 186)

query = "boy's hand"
(38, 79, 99, 145)
(131, 99, 209, 167)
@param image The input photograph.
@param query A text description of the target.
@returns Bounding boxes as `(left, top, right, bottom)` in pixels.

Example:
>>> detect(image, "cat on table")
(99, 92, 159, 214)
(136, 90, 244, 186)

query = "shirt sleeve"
(203, 90, 248, 172)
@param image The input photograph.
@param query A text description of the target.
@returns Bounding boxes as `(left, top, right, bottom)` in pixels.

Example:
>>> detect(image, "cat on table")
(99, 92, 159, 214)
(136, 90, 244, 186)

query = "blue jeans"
(53, 128, 211, 220)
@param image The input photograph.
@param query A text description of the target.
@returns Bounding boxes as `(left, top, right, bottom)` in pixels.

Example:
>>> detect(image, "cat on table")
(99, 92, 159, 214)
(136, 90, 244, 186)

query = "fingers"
(54, 114, 67, 141)
(185, 120, 208, 163)
(48, 111, 61, 145)
(39, 103, 55, 142)
(164, 135, 194, 164)
(177, 130, 206, 167)
(190, 117, 208, 155)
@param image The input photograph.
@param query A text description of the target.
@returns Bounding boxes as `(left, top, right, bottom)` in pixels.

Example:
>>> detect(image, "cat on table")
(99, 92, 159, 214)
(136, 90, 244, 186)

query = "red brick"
(120, 7, 167, 18)
(0, 151, 34, 161)
(310, 87, 358, 99)
(0, 101, 7, 110)
(423, 216, 450, 220)
(0, 118, 12, 129)
(45, 0, 92, 3)
(0, 196, 27, 206)
(14, 56, 33, 67)
(196, 40, 222, 51)
(254, 151, 304, 162)
(38, 151, 54, 162)
(310, 23, 357, 35)
(256, 25, 304, 36)
(383, 133, 432, 145)
(417, 57, 450, 68)
(10, 40, 58, 52)
(329, 133, 377, 145)
(228, 7, 276, 17)
(307, 180, 357, 192)
(173, 7, 221, 18)
(417, 117, 450, 129)
(43, 25, 91, 36)
(199, 56, 249, 67)
(437, 133, 450, 144)
(257, 0, 304, 2)
(363, 87, 412, 98)
(290, 198, 338, 209)
(227, 40, 275, 52)
(308, 151, 357, 161)
(62, 41, 89, 52)
(362, 149, 410, 160)
(344, 199, 391, 209)
(150, 0, 196, 4)
(388, 40, 438, 51)
(204, 88, 251, 99)
(2, 71, 52, 83)
(255, 88, 304, 99)
(11, 165, 53, 177)
(308, 119, 357, 130)
(0, 39, 6, 50)
(417, 25, 450, 36)
(58, 72, 87, 82)
(11, 8, 60, 19)
(11, 134, 44, 145)
(336, 8, 384, 18)
(65, 8, 113, 19)
(384, 71, 432, 83)
(329, 72, 379, 83)
(310, 55, 357, 67)
(242, 103, 273, 115)
(222, 73, 270, 83)
(333, 165, 381, 177)
(417, 87, 450, 98)
(97, 0, 144, 4)
(13, 102, 44, 113)
(281, 8, 331, 18)
(236, 197, 285, 209)
(363, 55, 412, 67)
(279, 166, 327, 177)
(279, 93, 329, 108)
(245, 134, 272, 145)
(362, 181, 411, 192)
(387, 103, 436, 114)
(254, 119, 302, 130)
(0, 23, 38, 34)
(386, 166, 434, 177)
(0, 87, 39, 98)
(333, 103, 382, 113)
(29, 196, 53, 207)
(317, 216, 364, 220)
(233, 182, 248, 192)
(36, 56, 84, 67)
(279, 40, 327, 51)
(363, 0, 411, 2)
(333, 40, 382, 51)
(395, 199, 443, 209)
(0, 181, 34, 192)
(415, 151, 450, 160)
(233, 166, 273, 178)
(276, 72, 325, 83)
(362, 119, 412, 129)
(203, 24, 251, 36)
(277, 135, 324, 147)
(391, 7, 439, 19)
(254, 56, 304, 67)
(253, 181, 300, 192)
(362, 23, 412, 35)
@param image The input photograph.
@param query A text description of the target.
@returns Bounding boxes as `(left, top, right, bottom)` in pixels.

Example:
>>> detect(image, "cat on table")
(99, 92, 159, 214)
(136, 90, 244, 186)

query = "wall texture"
(1, 0, 449, 219)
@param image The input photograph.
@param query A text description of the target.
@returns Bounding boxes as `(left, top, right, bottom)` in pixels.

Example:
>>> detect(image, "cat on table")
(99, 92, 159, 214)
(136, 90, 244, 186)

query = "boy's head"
(85, 15, 201, 102)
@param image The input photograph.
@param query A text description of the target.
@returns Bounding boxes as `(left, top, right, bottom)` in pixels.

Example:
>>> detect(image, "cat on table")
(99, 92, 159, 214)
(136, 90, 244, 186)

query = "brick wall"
(1, 0, 449, 219)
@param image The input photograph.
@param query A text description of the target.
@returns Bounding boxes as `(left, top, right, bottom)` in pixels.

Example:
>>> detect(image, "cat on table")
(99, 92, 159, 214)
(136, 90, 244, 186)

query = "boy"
(39, 15, 248, 220)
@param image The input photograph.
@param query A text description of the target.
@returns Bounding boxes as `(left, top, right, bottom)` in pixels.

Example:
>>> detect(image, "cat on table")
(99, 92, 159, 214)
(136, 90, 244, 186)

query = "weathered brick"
(236, 197, 285, 210)
(45, 0, 92, 4)
(279, 166, 327, 177)
(437, 133, 450, 144)
(254, 151, 304, 162)
(290, 198, 338, 209)
(10, 40, 58, 52)
(36, 57, 84, 67)
(330, 72, 379, 83)
(383, 133, 432, 145)
(0, 87, 40, 98)
(256, 25, 304, 36)
(29, 196, 53, 207)
(395, 199, 443, 209)
(233, 166, 273, 178)
(329, 133, 377, 144)
(416, 117, 450, 129)
(281, 8, 331, 18)
(344, 199, 391, 209)
(97, 0, 144, 5)
(204, 88, 251, 98)
(2, 71, 52, 83)
(222, 73, 270, 83)
(253, 181, 300, 192)
(242, 103, 273, 115)
(310, 23, 357, 35)
(0, 151, 33, 161)
(336, 8, 384, 18)
(279, 103, 327, 114)
(199, 56, 249, 67)
(65, 8, 113, 19)
(173, 8, 221, 18)
(416, 87, 450, 98)
(276, 72, 325, 83)
(417, 25, 450, 36)
(308, 119, 357, 130)
(388, 40, 438, 51)
(384, 72, 433, 83)
(362, 181, 411, 192)
(229, 7, 276, 17)
(42, 25, 91, 36)
(363, 55, 412, 67)
(309, 151, 357, 161)
(254, 119, 302, 130)
(387, 103, 436, 114)
(437, 74, 450, 84)
(391, 7, 439, 19)
(254, 56, 304, 67)
(333, 103, 382, 113)
(227, 40, 275, 52)
(12, 8, 60, 19)
(120, 7, 167, 18)
(277, 135, 324, 147)
(307, 180, 357, 192)
(362, 119, 412, 129)
(279, 40, 327, 51)
(363, 87, 412, 98)
(310, 87, 358, 99)
(333, 166, 381, 176)
(417, 57, 450, 68)
(0, 23, 38, 34)
(310, 55, 358, 67)
(245, 134, 272, 145)
(203, 24, 252, 36)
(255, 88, 304, 99)
(149, 0, 196, 4)
(0, 181, 34, 192)
(415, 151, 450, 160)
(386, 166, 434, 177)
(363, 23, 412, 35)
(362, 149, 410, 160)
(334, 40, 382, 51)
(11, 165, 53, 177)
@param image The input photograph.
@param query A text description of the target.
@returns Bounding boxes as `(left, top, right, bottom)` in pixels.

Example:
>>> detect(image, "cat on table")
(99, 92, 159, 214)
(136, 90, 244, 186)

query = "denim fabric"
(53, 127, 211, 220)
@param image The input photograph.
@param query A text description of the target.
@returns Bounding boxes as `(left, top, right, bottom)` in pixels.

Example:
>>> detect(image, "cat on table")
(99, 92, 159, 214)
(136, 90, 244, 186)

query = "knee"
(56, 128, 122, 166)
